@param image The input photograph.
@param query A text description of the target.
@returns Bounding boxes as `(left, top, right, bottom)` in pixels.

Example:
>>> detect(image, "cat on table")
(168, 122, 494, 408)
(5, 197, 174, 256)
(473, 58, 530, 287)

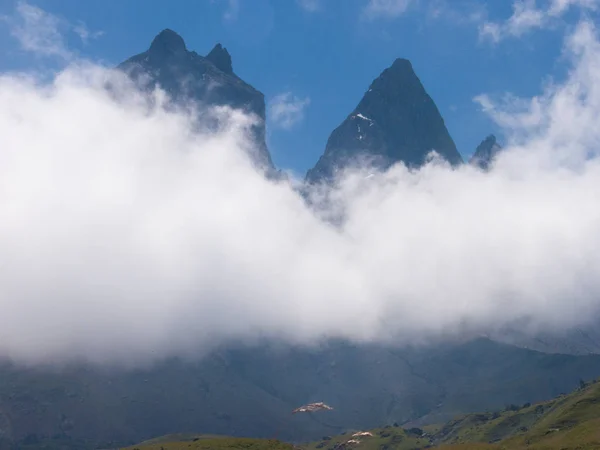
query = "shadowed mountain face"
(306, 58, 463, 184)
(117, 29, 275, 173)
(2, 339, 600, 448)
(124, 372, 600, 450)
(470, 134, 503, 170)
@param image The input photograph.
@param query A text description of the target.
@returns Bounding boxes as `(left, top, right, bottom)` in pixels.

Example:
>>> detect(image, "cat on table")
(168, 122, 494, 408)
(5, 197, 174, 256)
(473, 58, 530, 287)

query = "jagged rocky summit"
(469, 134, 503, 170)
(117, 29, 275, 174)
(306, 58, 463, 184)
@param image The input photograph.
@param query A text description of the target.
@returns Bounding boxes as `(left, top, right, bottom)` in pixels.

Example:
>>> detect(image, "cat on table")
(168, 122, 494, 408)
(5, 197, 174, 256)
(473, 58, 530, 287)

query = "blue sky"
(0, 0, 593, 175)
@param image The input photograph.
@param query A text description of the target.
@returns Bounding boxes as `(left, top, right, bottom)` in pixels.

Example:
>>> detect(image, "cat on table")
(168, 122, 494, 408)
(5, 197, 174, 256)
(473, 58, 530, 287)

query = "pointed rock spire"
(206, 43, 233, 74)
(117, 28, 275, 174)
(306, 57, 462, 183)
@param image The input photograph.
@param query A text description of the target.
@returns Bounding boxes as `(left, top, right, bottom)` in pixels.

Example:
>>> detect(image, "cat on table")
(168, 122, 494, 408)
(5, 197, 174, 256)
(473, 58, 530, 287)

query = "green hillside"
(301, 378, 600, 450)
(437, 378, 600, 449)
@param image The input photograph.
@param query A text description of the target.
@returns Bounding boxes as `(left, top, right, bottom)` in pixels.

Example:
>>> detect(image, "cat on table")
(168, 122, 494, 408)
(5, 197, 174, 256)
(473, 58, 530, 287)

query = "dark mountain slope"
(3, 339, 600, 448)
(116, 369, 600, 450)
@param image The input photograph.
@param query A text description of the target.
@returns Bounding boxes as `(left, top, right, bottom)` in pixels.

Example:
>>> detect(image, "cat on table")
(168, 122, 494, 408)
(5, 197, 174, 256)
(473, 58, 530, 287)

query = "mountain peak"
(366, 58, 425, 99)
(206, 43, 233, 74)
(118, 29, 275, 174)
(306, 57, 462, 183)
(482, 134, 497, 145)
(390, 57, 414, 72)
(149, 29, 187, 56)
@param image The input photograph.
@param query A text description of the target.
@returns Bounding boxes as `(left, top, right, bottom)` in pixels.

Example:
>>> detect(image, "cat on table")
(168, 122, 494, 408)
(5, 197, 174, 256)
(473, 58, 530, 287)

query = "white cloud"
(3, 2, 102, 60)
(480, 0, 600, 43)
(3, 16, 600, 367)
(268, 92, 310, 130)
(476, 19, 600, 168)
(363, 0, 417, 19)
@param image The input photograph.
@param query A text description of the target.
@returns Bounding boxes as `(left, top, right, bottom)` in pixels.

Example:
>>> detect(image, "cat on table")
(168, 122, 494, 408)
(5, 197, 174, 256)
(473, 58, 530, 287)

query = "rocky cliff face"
(469, 134, 502, 170)
(117, 29, 275, 173)
(306, 58, 463, 183)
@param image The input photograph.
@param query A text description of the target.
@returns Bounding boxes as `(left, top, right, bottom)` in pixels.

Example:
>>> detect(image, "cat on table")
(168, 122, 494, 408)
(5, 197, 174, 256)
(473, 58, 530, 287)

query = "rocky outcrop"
(469, 134, 502, 170)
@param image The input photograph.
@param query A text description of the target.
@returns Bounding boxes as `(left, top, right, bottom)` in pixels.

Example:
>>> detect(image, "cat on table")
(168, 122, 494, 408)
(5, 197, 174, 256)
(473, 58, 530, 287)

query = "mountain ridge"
(117, 29, 275, 174)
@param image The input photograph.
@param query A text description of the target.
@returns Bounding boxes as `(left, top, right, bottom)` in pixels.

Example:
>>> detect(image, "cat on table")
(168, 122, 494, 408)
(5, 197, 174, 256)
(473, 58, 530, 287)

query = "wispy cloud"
(363, 0, 417, 19)
(208, 0, 240, 22)
(3, 1, 102, 60)
(223, 0, 240, 21)
(426, 0, 487, 25)
(297, 0, 322, 12)
(73, 21, 104, 44)
(475, 18, 600, 166)
(480, 0, 600, 43)
(268, 92, 311, 130)
(6, 1, 71, 59)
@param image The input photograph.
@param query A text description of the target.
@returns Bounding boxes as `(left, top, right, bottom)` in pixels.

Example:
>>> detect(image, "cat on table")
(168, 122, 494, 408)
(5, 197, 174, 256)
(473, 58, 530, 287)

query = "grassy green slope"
(303, 426, 435, 450)
(302, 378, 600, 450)
(121, 437, 294, 450)
(433, 379, 600, 448)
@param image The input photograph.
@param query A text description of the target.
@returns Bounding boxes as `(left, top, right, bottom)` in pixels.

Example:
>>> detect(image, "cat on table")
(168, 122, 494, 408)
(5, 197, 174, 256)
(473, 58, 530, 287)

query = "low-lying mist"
(2, 22, 600, 367)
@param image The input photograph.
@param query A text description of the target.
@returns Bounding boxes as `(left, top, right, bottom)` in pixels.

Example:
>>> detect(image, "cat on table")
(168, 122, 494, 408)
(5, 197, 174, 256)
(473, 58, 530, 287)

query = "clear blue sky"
(0, 0, 586, 175)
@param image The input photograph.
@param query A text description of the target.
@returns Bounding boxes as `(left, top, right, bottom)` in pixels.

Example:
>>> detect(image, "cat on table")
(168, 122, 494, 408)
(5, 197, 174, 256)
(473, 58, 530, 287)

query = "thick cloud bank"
(2, 23, 600, 366)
